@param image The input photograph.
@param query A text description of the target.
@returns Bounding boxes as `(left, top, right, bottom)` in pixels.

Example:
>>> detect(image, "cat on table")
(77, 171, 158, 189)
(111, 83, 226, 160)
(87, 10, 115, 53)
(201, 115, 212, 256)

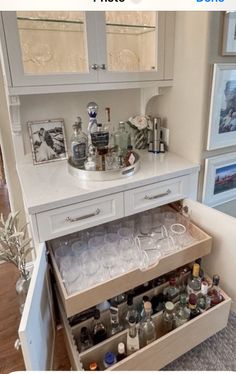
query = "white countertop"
(17, 151, 200, 214)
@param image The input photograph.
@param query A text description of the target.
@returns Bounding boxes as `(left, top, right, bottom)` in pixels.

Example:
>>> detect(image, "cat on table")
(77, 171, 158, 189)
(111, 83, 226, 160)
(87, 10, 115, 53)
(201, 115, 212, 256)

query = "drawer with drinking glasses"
(48, 202, 212, 318)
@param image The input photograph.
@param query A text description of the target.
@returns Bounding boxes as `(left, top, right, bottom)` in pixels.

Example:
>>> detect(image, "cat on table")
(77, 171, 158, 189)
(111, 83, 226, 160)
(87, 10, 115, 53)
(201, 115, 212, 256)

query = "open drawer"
(49, 205, 212, 317)
(58, 277, 231, 371)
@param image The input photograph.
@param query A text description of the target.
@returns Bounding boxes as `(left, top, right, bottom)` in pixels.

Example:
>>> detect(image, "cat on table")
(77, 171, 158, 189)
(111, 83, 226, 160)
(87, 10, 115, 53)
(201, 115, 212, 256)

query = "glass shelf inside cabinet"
(106, 23, 156, 35)
(17, 17, 84, 33)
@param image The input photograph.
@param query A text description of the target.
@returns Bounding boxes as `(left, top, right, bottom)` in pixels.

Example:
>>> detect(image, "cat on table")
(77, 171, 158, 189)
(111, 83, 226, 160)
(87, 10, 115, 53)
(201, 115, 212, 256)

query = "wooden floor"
(0, 183, 70, 372)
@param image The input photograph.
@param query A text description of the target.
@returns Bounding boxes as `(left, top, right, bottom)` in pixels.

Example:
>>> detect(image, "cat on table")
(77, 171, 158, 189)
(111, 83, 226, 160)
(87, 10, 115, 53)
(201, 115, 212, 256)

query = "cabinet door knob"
(144, 189, 171, 200)
(99, 64, 106, 70)
(91, 64, 99, 70)
(65, 208, 101, 223)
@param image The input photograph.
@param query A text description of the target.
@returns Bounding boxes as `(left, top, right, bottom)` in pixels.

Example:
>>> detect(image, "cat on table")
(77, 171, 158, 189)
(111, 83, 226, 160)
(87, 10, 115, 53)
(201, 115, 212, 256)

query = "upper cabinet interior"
(0, 11, 175, 94)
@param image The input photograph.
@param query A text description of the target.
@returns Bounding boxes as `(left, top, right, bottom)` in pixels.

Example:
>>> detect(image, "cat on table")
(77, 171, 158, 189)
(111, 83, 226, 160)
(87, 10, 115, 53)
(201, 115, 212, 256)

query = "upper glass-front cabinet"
(0, 11, 174, 92)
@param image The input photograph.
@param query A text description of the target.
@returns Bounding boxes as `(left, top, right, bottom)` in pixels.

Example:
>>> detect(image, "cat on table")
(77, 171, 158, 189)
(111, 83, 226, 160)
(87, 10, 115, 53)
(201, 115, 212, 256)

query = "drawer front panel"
(124, 175, 190, 216)
(36, 193, 124, 241)
(111, 295, 231, 371)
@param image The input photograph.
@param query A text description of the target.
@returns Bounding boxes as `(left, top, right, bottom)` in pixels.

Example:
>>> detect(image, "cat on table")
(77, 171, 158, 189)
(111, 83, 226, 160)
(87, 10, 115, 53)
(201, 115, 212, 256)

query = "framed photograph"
(28, 118, 68, 165)
(222, 12, 236, 55)
(207, 64, 236, 150)
(203, 152, 236, 207)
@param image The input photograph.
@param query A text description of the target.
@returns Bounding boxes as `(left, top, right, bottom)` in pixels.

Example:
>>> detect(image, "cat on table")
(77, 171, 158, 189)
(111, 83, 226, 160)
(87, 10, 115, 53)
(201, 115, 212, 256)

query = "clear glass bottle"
(117, 342, 127, 362)
(162, 301, 175, 334)
(141, 301, 156, 346)
(78, 326, 93, 352)
(127, 315, 140, 355)
(104, 107, 115, 149)
(110, 306, 123, 336)
(163, 277, 180, 301)
(92, 309, 107, 345)
(84, 146, 96, 171)
(197, 280, 211, 313)
(70, 116, 88, 168)
(174, 294, 190, 328)
(187, 263, 201, 295)
(188, 293, 201, 320)
(124, 294, 139, 328)
(138, 295, 150, 322)
(114, 121, 131, 155)
(207, 275, 224, 307)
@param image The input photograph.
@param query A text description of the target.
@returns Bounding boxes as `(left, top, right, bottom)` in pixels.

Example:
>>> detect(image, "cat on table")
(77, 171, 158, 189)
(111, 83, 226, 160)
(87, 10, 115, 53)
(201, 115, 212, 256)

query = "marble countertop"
(17, 151, 200, 214)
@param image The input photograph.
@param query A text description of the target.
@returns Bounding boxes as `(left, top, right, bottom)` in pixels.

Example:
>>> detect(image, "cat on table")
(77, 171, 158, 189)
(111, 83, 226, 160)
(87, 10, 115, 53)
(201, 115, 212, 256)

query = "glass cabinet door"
(97, 11, 165, 82)
(16, 11, 88, 75)
(2, 11, 98, 87)
(106, 12, 157, 72)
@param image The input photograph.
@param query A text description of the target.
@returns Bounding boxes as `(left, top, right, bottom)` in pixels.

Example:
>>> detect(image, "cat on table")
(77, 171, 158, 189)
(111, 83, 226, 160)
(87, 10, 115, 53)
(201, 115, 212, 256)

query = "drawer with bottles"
(48, 202, 212, 317)
(57, 267, 231, 371)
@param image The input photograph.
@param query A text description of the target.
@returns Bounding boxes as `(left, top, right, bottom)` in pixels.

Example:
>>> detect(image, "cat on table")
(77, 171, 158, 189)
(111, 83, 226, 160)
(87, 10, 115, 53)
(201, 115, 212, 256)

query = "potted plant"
(0, 211, 34, 314)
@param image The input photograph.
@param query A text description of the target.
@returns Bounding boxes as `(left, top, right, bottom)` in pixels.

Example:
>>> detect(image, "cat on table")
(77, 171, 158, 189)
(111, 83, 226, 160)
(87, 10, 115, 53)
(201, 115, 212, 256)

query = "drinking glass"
(170, 223, 187, 250)
(71, 240, 88, 257)
(139, 212, 152, 235)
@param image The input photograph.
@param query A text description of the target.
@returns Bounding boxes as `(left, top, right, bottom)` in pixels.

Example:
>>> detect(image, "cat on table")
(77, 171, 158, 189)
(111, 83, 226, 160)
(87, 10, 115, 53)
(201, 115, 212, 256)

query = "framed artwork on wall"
(28, 118, 68, 165)
(203, 152, 236, 207)
(222, 12, 236, 56)
(207, 64, 236, 150)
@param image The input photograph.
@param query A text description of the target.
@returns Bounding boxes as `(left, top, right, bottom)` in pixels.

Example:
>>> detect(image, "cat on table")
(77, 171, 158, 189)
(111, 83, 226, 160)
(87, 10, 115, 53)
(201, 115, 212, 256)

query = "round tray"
(68, 152, 140, 181)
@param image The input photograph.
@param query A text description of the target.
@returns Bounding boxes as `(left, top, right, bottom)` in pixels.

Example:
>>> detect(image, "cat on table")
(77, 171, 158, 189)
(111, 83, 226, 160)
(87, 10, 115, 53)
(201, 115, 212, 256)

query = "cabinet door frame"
(96, 11, 165, 83)
(19, 243, 55, 370)
(1, 11, 98, 87)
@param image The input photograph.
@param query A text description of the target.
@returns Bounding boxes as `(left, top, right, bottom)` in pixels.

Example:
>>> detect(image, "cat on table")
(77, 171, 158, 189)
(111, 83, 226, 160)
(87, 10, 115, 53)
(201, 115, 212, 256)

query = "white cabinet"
(0, 11, 175, 94)
(18, 199, 233, 370)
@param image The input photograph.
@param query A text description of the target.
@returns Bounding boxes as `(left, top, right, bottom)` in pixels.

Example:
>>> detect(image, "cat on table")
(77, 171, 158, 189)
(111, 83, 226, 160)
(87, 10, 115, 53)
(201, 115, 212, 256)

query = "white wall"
(147, 11, 236, 309)
(20, 89, 141, 157)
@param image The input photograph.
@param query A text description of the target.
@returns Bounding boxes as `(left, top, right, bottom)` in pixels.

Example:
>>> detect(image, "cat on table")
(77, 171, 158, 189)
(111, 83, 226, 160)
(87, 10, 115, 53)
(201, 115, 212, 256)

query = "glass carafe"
(114, 122, 131, 155)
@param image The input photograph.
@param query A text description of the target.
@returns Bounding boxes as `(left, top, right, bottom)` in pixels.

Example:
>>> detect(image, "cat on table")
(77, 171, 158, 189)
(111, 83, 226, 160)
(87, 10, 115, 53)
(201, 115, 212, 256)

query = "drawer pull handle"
(144, 189, 171, 200)
(65, 208, 101, 223)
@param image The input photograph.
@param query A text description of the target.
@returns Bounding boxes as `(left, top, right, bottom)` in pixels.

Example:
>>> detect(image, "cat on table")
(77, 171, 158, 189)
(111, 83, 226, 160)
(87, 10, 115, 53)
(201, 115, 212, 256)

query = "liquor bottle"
(163, 277, 180, 301)
(151, 292, 165, 314)
(124, 145, 136, 167)
(87, 102, 98, 135)
(197, 280, 211, 313)
(187, 263, 201, 294)
(195, 258, 205, 280)
(91, 123, 109, 171)
(78, 326, 93, 352)
(89, 362, 100, 371)
(92, 309, 107, 345)
(104, 107, 115, 149)
(117, 342, 127, 362)
(140, 301, 156, 346)
(109, 306, 123, 336)
(70, 116, 88, 168)
(114, 122, 131, 155)
(188, 293, 201, 320)
(138, 295, 150, 322)
(127, 315, 140, 355)
(103, 352, 117, 368)
(207, 275, 224, 307)
(123, 294, 139, 328)
(162, 301, 175, 333)
(178, 270, 188, 296)
(84, 146, 96, 171)
(174, 294, 190, 328)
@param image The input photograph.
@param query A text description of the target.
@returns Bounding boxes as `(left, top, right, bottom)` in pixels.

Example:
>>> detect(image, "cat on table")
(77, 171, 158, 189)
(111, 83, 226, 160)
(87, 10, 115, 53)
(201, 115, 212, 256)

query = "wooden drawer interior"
(48, 204, 212, 317)
(58, 276, 231, 371)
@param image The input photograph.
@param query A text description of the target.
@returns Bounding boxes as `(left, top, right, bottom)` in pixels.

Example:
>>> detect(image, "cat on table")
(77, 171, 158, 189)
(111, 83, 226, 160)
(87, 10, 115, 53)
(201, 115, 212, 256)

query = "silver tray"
(68, 152, 140, 181)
